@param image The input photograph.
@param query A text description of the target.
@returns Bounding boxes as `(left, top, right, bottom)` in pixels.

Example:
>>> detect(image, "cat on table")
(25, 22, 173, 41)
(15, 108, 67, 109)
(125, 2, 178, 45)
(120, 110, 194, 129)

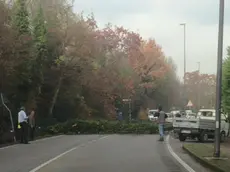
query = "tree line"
(223, 47, 230, 116)
(184, 71, 216, 110)
(0, 0, 183, 134)
(185, 46, 230, 116)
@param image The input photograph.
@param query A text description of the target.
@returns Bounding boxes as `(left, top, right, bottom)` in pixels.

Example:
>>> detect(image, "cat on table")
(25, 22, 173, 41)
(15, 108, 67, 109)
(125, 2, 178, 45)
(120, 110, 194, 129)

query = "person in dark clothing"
(155, 106, 168, 141)
(28, 108, 36, 140)
(18, 107, 29, 144)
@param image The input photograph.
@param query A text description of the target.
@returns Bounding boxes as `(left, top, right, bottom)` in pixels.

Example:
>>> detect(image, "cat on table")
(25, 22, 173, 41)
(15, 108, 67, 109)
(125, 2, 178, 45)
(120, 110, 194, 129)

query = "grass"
(183, 143, 230, 172)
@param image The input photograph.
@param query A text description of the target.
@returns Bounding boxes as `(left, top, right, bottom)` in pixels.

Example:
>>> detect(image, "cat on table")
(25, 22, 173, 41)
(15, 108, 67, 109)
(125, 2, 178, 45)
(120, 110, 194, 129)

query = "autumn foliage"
(185, 71, 216, 109)
(0, 0, 181, 128)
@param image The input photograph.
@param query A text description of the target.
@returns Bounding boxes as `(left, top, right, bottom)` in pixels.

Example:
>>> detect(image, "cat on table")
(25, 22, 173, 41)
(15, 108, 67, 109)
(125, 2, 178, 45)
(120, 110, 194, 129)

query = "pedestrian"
(118, 111, 123, 121)
(18, 106, 29, 144)
(155, 105, 168, 141)
(28, 108, 36, 141)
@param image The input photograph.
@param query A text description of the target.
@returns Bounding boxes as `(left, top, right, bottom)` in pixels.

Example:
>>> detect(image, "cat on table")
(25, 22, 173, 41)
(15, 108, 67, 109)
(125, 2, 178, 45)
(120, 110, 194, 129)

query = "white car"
(166, 113, 173, 123)
(148, 109, 158, 121)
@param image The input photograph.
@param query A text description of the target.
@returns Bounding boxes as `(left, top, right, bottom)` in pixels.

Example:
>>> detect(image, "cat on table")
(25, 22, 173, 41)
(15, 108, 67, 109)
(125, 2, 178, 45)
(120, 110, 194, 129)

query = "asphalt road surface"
(0, 135, 188, 172)
(169, 134, 213, 172)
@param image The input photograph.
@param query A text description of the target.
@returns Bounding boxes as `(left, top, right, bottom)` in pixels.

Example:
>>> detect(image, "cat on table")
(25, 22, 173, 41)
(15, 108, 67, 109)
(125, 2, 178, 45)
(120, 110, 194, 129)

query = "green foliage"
(0, 0, 178, 143)
(12, 0, 30, 34)
(222, 47, 230, 115)
(32, 6, 48, 62)
(31, 5, 48, 88)
(44, 120, 173, 135)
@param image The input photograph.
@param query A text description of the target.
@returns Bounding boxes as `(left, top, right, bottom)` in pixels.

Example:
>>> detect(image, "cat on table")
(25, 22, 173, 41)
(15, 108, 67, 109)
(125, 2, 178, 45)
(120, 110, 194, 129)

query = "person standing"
(154, 105, 168, 141)
(28, 108, 36, 141)
(18, 107, 29, 144)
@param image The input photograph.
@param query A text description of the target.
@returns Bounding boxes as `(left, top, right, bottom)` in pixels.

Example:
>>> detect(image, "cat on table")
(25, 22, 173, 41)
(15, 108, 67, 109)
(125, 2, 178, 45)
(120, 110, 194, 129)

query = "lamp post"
(197, 62, 200, 110)
(180, 23, 186, 85)
(214, 0, 224, 158)
(180, 23, 187, 109)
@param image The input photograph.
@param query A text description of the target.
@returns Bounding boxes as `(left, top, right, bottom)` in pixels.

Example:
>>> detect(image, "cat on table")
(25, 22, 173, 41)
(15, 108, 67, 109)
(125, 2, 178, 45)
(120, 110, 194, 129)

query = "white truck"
(173, 109, 229, 142)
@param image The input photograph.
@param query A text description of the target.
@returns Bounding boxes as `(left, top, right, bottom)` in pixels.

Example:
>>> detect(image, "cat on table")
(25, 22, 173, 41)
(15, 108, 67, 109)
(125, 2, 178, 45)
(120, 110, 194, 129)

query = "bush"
(44, 120, 173, 135)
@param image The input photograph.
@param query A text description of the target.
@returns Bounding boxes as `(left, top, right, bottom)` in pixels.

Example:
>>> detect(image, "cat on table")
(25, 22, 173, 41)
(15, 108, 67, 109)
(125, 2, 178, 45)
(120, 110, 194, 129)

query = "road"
(0, 135, 188, 172)
(168, 135, 213, 172)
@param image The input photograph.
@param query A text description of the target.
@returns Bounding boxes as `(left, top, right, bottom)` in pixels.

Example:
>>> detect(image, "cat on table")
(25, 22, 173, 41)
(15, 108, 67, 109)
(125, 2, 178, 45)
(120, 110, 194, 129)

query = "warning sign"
(187, 100, 193, 107)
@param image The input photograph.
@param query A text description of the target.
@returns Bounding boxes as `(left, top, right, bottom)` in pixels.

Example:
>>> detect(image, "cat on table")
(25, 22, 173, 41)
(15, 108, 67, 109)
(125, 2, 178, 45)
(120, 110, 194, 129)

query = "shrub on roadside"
(44, 120, 173, 135)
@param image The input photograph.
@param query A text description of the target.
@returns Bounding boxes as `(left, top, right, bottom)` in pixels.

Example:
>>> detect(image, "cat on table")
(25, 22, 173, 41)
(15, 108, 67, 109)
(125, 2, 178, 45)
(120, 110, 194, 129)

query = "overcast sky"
(74, 0, 230, 79)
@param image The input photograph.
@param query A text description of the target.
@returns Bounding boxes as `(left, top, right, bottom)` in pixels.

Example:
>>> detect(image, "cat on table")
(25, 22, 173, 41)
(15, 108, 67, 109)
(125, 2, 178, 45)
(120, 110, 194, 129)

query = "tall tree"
(12, 0, 29, 34)
(27, 5, 48, 109)
(185, 71, 216, 109)
(222, 47, 230, 115)
(9, 0, 34, 110)
(0, 0, 182, 126)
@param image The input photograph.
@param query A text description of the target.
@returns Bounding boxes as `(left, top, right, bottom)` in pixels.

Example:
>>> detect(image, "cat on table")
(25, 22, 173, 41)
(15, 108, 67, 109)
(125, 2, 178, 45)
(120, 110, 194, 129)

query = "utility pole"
(214, 0, 224, 158)
(180, 23, 187, 108)
(197, 62, 200, 110)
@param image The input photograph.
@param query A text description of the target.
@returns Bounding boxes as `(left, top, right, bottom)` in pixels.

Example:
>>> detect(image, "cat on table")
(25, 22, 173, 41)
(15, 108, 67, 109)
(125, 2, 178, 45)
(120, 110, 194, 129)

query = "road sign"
(187, 100, 193, 107)
(122, 99, 131, 102)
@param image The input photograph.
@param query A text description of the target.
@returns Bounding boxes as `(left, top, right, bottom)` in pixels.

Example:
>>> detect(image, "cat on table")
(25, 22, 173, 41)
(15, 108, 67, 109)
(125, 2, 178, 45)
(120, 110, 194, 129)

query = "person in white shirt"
(18, 107, 29, 144)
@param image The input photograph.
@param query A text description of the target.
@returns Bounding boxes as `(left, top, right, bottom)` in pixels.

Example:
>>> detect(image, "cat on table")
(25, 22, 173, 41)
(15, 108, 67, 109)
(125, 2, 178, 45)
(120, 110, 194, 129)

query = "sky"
(73, 0, 230, 79)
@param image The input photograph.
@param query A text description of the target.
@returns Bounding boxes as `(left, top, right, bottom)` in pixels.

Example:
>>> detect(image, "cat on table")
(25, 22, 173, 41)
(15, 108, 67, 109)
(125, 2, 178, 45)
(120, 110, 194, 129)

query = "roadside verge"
(183, 143, 230, 172)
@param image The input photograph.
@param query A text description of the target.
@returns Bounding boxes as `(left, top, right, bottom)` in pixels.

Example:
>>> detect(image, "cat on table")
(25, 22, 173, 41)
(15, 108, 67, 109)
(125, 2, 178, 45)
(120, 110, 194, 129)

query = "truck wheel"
(179, 134, 186, 142)
(220, 132, 226, 142)
(191, 136, 196, 140)
(199, 132, 208, 142)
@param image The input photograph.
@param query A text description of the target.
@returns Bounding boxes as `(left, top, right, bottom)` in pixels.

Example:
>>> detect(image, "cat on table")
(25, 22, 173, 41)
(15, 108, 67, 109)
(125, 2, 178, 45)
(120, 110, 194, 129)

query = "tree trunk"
(48, 75, 63, 117)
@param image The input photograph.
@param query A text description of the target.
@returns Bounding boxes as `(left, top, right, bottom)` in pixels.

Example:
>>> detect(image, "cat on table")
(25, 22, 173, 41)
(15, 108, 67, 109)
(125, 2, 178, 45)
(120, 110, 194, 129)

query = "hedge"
(41, 120, 173, 135)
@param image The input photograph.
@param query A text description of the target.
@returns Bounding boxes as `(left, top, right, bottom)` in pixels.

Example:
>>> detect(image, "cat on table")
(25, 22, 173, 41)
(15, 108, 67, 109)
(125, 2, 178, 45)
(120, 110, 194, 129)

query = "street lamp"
(180, 23, 187, 109)
(197, 62, 200, 73)
(180, 23, 186, 85)
(214, 0, 224, 158)
(197, 62, 200, 109)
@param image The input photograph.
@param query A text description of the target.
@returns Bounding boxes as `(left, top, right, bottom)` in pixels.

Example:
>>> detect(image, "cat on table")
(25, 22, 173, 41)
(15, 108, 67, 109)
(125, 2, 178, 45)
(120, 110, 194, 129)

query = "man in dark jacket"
(154, 106, 168, 141)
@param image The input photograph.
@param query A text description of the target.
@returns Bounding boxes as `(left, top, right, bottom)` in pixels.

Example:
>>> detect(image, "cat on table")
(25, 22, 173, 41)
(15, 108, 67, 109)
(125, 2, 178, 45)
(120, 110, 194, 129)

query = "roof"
(199, 109, 215, 112)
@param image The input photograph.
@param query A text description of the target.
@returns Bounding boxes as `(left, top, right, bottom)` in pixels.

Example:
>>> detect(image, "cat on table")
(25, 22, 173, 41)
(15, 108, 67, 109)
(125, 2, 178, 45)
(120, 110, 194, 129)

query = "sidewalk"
(222, 137, 230, 150)
(183, 141, 230, 172)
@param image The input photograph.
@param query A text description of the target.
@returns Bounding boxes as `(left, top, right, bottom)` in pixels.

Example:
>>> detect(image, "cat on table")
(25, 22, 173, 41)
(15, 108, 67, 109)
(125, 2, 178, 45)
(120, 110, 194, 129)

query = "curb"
(0, 134, 62, 150)
(166, 135, 196, 172)
(182, 145, 225, 172)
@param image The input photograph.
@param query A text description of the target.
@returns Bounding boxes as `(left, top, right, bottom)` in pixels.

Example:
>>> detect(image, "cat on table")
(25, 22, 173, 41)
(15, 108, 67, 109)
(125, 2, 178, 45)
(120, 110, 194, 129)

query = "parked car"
(148, 109, 158, 121)
(166, 113, 173, 123)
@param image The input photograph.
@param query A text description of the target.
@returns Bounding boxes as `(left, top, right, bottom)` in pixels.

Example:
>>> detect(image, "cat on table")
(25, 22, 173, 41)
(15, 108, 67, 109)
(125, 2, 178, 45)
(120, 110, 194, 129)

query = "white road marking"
(166, 135, 196, 172)
(29, 135, 109, 172)
(0, 135, 63, 150)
